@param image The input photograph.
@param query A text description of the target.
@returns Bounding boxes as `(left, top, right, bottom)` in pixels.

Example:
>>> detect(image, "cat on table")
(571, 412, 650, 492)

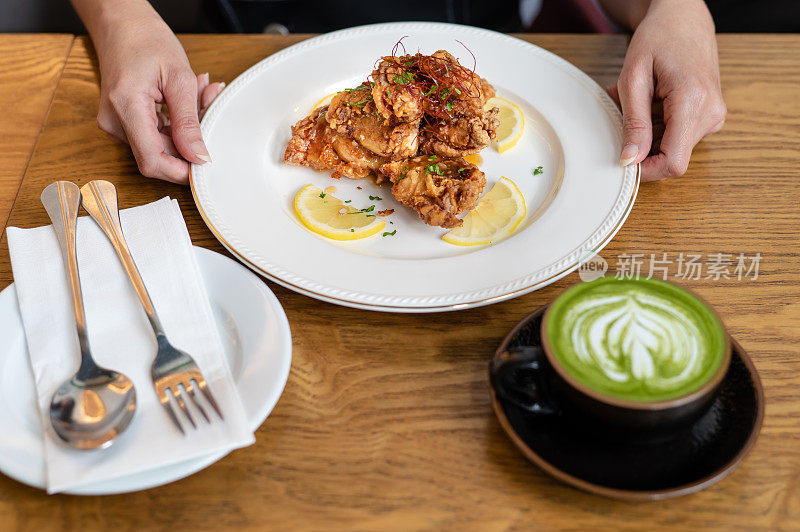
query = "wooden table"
(0, 35, 73, 234)
(0, 34, 798, 530)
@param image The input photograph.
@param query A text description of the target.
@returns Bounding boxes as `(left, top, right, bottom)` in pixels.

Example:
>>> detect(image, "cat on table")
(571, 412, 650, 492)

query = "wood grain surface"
(0, 34, 72, 234)
(0, 34, 798, 531)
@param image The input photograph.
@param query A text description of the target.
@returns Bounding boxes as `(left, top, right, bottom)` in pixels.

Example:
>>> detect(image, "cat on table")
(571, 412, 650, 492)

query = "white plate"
(0, 247, 292, 495)
(191, 22, 639, 312)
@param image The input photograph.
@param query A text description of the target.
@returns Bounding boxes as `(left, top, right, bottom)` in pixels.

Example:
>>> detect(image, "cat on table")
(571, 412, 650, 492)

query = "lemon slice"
(442, 177, 526, 246)
(294, 184, 385, 241)
(485, 97, 524, 153)
(312, 92, 337, 111)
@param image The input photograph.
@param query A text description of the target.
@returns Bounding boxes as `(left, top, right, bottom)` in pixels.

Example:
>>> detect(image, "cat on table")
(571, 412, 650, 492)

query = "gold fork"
(80, 180, 223, 434)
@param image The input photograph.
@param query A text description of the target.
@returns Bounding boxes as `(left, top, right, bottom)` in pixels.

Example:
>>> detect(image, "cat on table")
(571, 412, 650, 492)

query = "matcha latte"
(544, 277, 727, 402)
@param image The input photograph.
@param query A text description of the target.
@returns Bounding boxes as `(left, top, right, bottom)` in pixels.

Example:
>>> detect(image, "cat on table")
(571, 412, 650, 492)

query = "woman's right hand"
(77, 0, 224, 183)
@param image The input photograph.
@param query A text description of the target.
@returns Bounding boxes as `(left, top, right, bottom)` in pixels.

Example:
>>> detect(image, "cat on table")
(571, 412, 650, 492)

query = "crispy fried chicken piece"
(371, 57, 426, 122)
(481, 76, 496, 99)
(419, 107, 500, 157)
(420, 50, 490, 117)
(372, 50, 495, 123)
(284, 106, 385, 179)
(373, 50, 499, 157)
(326, 86, 420, 159)
(380, 156, 486, 228)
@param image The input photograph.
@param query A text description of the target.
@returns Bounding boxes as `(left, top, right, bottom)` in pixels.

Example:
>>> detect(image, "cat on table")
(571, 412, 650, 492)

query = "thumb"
(616, 64, 654, 167)
(163, 70, 211, 164)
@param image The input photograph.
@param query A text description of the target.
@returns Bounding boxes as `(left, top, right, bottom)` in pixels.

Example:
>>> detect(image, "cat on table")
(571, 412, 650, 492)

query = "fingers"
(640, 87, 726, 181)
(111, 92, 190, 183)
(200, 82, 225, 119)
(97, 72, 223, 184)
(197, 72, 210, 102)
(201, 82, 225, 109)
(163, 70, 211, 164)
(616, 60, 654, 168)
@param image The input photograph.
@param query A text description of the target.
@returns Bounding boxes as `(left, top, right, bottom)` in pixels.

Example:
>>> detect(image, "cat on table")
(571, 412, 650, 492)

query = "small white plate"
(191, 22, 639, 312)
(0, 246, 292, 495)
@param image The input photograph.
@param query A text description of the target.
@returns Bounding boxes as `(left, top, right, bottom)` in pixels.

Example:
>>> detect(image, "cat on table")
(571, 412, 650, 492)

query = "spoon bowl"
(49, 369, 136, 450)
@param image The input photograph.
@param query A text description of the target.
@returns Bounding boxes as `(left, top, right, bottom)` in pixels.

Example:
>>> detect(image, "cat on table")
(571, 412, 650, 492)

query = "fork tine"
(184, 381, 210, 423)
(160, 395, 185, 435)
(172, 386, 197, 428)
(196, 379, 224, 420)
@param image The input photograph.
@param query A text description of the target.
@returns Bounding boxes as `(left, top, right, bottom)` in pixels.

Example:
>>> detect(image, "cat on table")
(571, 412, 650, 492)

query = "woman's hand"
(607, 0, 726, 181)
(73, 0, 224, 183)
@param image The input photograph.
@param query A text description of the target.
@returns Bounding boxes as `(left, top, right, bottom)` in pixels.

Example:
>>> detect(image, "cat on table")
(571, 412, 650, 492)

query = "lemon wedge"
(294, 184, 385, 241)
(485, 97, 524, 153)
(312, 92, 337, 111)
(442, 177, 526, 246)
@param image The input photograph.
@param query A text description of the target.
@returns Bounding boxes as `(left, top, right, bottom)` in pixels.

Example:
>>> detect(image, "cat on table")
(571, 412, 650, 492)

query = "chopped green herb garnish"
(533, 166, 544, 176)
(453, 87, 462, 95)
(382, 230, 397, 237)
(361, 205, 375, 212)
(318, 192, 326, 198)
(425, 164, 444, 176)
(344, 200, 352, 203)
(393, 71, 415, 85)
(458, 167, 467, 172)
(427, 155, 438, 161)
(425, 85, 438, 96)
(445, 102, 453, 111)
(369, 195, 382, 201)
(350, 229, 354, 232)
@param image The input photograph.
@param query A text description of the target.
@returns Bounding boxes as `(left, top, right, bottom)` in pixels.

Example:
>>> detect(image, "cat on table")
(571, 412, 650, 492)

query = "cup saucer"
(490, 305, 764, 501)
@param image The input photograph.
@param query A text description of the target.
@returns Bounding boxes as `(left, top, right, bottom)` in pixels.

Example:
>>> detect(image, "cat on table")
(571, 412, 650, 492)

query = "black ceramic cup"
(491, 282, 732, 436)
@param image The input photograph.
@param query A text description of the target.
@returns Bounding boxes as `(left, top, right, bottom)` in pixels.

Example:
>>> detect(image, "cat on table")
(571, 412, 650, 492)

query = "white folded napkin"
(7, 197, 254, 494)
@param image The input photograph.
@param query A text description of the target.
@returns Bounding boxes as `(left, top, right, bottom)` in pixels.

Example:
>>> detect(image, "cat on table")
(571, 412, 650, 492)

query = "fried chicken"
(284, 106, 385, 179)
(285, 46, 500, 228)
(371, 50, 496, 122)
(371, 57, 426, 122)
(419, 108, 500, 157)
(380, 156, 486, 228)
(370, 50, 501, 157)
(326, 85, 420, 159)
(481, 76, 496, 100)
(419, 50, 490, 116)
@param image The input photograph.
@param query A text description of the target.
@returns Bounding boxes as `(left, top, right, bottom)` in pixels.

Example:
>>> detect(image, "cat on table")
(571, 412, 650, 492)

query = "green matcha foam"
(546, 277, 727, 402)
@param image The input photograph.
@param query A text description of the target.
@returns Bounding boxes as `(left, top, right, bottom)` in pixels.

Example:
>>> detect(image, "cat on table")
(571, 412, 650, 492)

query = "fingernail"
(219, 82, 226, 90)
(201, 72, 210, 84)
(619, 143, 638, 167)
(191, 141, 211, 163)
